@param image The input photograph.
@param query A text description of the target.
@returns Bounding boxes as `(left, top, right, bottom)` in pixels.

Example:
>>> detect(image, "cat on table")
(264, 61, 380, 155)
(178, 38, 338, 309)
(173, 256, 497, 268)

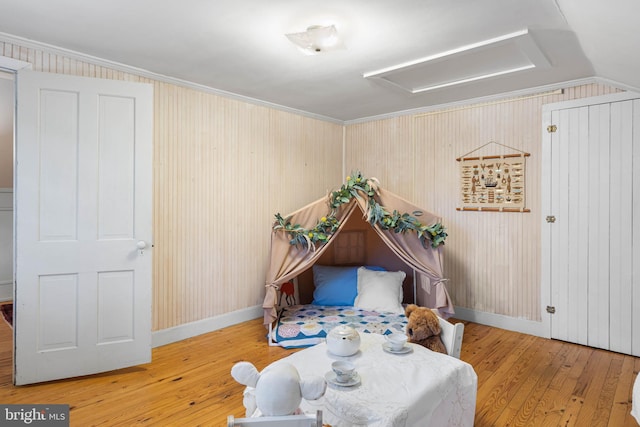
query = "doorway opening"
(0, 69, 15, 378)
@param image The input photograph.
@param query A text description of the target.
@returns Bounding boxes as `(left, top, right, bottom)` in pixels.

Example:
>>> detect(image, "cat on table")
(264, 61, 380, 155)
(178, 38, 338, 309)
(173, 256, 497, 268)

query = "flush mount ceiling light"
(364, 29, 550, 93)
(286, 25, 345, 55)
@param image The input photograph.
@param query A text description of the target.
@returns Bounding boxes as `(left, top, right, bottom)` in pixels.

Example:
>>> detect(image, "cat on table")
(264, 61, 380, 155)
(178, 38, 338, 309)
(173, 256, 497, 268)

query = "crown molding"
(344, 77, 619, 124)
(2, 31, 632, 127)
(0, 32, 343, 125)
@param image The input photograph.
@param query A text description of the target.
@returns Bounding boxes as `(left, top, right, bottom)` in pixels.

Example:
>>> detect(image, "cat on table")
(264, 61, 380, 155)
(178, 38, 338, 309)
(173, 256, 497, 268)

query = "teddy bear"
(404, 304, 447, 354)
(231, 360, 327, 417)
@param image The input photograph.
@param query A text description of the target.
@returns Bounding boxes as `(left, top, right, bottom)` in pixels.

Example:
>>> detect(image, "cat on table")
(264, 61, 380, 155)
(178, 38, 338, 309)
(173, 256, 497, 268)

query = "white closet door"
(585, 103, 612, 351)
(633, 100, 640, 356)
(549, 106, 590, 347)
(546, 95, 639, 356)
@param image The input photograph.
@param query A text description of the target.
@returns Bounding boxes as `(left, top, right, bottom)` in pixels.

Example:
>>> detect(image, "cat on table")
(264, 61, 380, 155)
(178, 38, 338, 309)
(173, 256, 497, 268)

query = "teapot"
(326, 325, 361, 356)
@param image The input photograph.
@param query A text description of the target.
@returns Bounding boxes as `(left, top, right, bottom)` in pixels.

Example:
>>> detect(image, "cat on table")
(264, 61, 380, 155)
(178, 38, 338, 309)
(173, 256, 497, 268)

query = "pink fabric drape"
(263, 189, 453, 324)
(354, 188, 454, 318)
(263, 196, 359, 324)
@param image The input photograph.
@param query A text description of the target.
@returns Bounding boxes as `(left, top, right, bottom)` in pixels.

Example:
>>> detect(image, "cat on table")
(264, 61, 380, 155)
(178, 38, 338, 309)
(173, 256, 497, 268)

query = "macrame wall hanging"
(456, 141, 530, 212)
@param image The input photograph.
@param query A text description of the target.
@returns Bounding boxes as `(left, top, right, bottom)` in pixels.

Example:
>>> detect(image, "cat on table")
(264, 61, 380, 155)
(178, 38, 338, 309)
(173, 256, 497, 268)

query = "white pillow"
(354, 267, 406, 314)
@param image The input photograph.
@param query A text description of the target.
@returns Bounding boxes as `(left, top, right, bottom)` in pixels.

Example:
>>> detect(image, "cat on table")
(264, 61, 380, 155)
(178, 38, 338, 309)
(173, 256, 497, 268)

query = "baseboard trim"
(151, 304, 551, 349)
(151, 305, 263, 348)
(453, 306, 549, 338)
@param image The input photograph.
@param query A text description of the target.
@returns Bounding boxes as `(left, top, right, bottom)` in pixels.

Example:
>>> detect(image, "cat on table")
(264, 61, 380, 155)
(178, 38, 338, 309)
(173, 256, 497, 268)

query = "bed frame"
(269, 306, 464, 359)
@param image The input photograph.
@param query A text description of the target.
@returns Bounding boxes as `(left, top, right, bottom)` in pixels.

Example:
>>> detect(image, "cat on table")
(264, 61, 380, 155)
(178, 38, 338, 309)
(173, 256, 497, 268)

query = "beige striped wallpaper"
(1, 38, 623, 331)
(1, 40, 344, 331)
(345, 84, 621, 322)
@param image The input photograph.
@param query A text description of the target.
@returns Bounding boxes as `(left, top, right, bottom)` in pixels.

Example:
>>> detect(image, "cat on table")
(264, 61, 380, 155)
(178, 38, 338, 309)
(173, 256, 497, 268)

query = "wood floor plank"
(573, 350, 617, 425)
(0, 314, 639, 426)
(608, 356, 637, 427)
(475, 333, 539, 424)
(591, 354, 625, 426)
(538, 345, 595, 427)
(467, 326, 524, 374)
(493, 339, 565, 426)
(527, 344, 583, 426)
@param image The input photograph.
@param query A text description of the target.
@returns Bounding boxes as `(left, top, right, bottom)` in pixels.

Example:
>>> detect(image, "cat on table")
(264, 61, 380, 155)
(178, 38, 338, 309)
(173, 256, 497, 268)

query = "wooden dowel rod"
(456, 153, 530, 162)
(456, 207, 531, 212)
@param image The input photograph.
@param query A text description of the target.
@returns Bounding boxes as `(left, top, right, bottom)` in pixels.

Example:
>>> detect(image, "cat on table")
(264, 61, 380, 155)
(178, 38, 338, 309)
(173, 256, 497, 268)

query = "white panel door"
(545, 94, 639, 356)
(15, 70, 153, 384)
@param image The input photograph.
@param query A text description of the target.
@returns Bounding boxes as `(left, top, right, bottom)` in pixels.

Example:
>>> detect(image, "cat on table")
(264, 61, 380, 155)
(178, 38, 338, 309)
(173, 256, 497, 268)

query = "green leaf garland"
(273, 171, 447, 250)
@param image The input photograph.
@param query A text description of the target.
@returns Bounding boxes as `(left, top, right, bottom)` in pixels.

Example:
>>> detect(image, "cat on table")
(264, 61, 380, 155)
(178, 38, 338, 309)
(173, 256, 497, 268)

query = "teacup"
(385, 333, 408, 351)
(331, 360, 355, 383)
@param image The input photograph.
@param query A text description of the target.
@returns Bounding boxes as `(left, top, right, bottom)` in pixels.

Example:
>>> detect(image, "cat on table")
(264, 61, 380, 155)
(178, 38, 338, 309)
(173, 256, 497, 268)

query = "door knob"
(136, 241, 147, 250)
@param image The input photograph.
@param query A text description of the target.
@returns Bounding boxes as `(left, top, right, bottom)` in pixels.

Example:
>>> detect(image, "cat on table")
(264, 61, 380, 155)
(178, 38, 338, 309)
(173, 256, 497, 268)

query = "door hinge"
(547, 124, 557, 133)
(546, 215, 556, 223)
(546, 306, 556, 314)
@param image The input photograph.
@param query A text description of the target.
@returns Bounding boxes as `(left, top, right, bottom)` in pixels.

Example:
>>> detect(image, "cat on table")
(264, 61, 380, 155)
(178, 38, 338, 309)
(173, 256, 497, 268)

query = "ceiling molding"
(2, 28, 625, 128)
(344, 78, 603, 125)
(0, 0, 635, 122)
(0, 32, 344, 125)
(591, 76, 640, 95)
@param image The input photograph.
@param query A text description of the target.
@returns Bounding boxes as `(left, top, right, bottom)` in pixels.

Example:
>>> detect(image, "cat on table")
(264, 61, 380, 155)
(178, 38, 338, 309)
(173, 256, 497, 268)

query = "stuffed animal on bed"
(405, 304, 447, 354)
(231, 361, 326, 417)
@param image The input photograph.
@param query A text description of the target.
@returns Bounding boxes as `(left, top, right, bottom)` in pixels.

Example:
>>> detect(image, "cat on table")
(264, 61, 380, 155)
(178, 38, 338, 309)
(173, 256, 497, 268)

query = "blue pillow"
(312, 265, 386, 306)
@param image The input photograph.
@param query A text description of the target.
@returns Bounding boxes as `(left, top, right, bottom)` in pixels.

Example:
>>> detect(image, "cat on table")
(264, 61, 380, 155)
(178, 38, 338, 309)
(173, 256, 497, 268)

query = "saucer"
(382, 342, 413, 354)
(324, 370, 361, 387)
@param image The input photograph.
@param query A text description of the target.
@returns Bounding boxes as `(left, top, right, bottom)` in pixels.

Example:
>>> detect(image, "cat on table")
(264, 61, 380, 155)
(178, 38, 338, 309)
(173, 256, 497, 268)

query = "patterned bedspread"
(272, 305, 408, 349)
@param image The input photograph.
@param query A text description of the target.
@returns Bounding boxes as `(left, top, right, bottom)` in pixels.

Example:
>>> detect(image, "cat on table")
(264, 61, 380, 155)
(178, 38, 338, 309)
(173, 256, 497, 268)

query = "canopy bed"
(262, 172, 454, 348)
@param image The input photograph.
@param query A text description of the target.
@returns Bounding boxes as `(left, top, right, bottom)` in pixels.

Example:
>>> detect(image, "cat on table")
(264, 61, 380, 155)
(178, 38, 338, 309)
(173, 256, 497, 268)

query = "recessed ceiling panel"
(364, 29, 551, 93)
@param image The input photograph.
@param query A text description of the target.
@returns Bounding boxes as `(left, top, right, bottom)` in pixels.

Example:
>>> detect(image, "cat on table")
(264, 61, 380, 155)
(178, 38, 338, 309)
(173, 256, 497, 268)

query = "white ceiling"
(0, 0, 638, 123)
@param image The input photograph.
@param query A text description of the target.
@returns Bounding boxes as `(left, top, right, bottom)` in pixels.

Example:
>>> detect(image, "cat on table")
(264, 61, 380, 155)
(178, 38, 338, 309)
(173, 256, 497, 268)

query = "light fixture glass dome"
(285, 25, 345, 55)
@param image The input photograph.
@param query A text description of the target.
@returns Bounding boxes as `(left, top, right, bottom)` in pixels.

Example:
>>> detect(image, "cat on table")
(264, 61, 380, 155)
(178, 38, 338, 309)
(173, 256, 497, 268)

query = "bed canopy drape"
(263, 179, 454, 325)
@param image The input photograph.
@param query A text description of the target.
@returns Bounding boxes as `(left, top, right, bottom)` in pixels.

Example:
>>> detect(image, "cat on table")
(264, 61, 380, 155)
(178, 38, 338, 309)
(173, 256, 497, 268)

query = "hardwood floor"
(0, 312, 638, 426)
(462, 319, 639, 427)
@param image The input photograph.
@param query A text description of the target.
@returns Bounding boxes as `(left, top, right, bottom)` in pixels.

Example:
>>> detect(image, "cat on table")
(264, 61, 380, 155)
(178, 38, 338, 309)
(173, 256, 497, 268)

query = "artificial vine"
(273, 171, 448, 250)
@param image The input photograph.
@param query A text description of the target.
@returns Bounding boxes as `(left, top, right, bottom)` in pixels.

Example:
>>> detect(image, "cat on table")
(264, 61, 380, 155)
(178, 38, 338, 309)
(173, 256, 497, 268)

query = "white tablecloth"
(281, 333, 477, 427)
